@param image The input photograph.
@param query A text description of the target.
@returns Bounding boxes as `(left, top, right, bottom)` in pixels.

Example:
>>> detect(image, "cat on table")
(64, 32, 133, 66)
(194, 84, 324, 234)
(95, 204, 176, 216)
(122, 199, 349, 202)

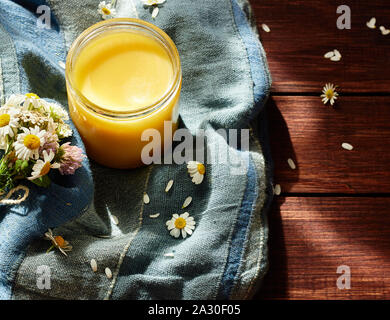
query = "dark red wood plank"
(269, 96, 390, 193)
(250, 0, 390, 93)
(255, 197, 390, 299)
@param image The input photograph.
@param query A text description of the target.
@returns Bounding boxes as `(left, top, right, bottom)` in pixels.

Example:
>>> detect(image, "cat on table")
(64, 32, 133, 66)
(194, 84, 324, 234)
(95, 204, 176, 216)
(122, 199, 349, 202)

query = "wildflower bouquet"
(0, 93, 85, 193)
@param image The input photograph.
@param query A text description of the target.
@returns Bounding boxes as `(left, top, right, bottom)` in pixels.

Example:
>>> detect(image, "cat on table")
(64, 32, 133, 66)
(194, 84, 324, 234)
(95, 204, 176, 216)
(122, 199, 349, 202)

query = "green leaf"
(31, 175, 51, 188)
(14, 160, 23, 170)
(21, 160, 29, 170)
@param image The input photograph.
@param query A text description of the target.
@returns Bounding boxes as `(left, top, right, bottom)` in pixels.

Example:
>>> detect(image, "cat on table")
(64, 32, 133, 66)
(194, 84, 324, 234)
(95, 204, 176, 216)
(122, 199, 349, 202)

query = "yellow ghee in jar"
(66, 19, 181, 169)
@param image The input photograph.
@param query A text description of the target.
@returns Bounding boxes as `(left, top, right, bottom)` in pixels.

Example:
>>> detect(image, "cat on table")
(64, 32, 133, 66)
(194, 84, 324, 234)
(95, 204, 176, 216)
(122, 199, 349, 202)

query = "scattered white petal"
(152, 6, 159, 19)
(366, 17, 376, 29)
(143, 193, 150, 204)
(58, 61, 65, 69)
(111, 215, 119, 225)
(287, 158, 296, 170)
(330, 55, 341, 62)
(274, 184, 281, 196)
(165, 179, 174, 192)
(333, 49, 341, 57)
(261, 23, 270, 32)
(330, 49, 342, 61)
(182, 196, 192, 209)
(105, 267, 112, 279)
(95, 235, 112, 239)
(149, 213, 160, 218)
(324, 51, 335, 59)
(90, 259, 98, 272)
(164, 252, 175, 258)
(342, 142, 353, 151)
(380, 26, 390, 35)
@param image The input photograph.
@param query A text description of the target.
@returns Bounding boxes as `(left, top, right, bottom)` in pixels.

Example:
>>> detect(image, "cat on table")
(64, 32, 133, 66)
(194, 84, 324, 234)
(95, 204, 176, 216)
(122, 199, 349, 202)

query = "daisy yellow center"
(23, 134, 41, 150)
(197, 163, 205, 175)
(40, 162, 51, 176)
(325, 89, 335, 99)
(102, 7, 111, 15)
(0, 114, 10, 127)
(174, 217, 187, 229)
(25, 93, 40, 99)
(54, 236, 65, 247)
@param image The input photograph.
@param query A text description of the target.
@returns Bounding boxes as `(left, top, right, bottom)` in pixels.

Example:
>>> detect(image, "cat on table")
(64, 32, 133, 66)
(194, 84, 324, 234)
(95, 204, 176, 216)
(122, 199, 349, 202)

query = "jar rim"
(65, 18, 182, 119)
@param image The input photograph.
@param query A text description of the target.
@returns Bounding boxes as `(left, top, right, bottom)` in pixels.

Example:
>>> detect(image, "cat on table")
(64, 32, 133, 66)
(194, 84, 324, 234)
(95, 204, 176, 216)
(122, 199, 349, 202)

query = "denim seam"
(104, 164, 154, 300)
(206, 0, 254, 300)
(228, 128, 264, 299)
(227, 0, 272, 299)
(0, 22, 21, 95)
(244, 129, 268, 299)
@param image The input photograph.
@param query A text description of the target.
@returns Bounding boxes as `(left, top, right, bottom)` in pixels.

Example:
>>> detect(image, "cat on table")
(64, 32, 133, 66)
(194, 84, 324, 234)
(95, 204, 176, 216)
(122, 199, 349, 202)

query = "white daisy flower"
(23, 93, 42, 110)
(14, 126, 46, 160)
(142, 0, 165, 19)
(44, 229, 72, 256)
(28, 150, 60, 180)
(187, 161, 205, 184)
(56, 123, 72, 138)
(321, 83, 339, 106)
(142, 0, 166, 6)
(98, 1, 116, 19)
(0, 108, 19, 138)
(3, 94, 25, 109)
(44, 102, 69, 121)
(166, 212, 196, 239)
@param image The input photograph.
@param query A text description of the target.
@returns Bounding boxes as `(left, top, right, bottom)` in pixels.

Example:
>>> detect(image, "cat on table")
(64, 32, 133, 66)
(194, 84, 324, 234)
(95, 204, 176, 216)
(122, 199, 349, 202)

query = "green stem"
(46, 245, 54, 254)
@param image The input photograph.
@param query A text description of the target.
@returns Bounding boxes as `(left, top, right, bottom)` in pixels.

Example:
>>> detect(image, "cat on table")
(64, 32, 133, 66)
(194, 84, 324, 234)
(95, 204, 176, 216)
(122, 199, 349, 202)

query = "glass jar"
(65, 18, 181, 169)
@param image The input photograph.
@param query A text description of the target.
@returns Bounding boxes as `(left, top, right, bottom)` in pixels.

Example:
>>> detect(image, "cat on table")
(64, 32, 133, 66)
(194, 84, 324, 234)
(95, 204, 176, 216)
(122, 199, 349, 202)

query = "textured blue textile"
(0, 0, 272, 300)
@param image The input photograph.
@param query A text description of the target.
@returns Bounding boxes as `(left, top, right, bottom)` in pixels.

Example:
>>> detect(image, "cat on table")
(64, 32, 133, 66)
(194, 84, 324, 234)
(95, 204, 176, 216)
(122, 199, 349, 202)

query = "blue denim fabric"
(0, 0, 272, 300)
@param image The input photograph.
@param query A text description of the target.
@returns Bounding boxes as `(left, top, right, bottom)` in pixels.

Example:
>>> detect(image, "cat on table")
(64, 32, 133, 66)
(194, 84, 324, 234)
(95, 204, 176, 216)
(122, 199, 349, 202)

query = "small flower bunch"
(0, 93, 85, 192)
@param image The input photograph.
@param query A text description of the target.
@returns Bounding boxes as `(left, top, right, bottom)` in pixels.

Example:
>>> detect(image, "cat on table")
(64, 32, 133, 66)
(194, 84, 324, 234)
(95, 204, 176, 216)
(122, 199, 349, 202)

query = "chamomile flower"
(98, 1, 116, 19)
(142, 0, 166, 6)
(23, 93, 42, 110)
(0, 108, 19, 138)
(56, 123, 72, 139)
(42, 101, 69, 121)
(14, 126, 46, 160)
(45, 229, 72, 256)
(187, 161, 205, 185)
(142, 0, 166, 19)
(3, 94, 25, 108)
(28, 150, 60, 181)
(321, 83, 339, 106)
(166, 212, 196, 239)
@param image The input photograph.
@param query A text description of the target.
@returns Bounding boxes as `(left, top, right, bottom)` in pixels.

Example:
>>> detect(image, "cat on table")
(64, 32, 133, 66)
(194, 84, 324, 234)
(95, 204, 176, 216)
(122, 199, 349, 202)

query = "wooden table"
(250, 0, 390, 299)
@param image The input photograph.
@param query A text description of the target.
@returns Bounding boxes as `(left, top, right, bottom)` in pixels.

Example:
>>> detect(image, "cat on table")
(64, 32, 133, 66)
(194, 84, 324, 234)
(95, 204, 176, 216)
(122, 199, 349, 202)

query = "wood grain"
(250, 0, 390, 93)
(255, 197, 390, 300)
(268, 96, 390, 193)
